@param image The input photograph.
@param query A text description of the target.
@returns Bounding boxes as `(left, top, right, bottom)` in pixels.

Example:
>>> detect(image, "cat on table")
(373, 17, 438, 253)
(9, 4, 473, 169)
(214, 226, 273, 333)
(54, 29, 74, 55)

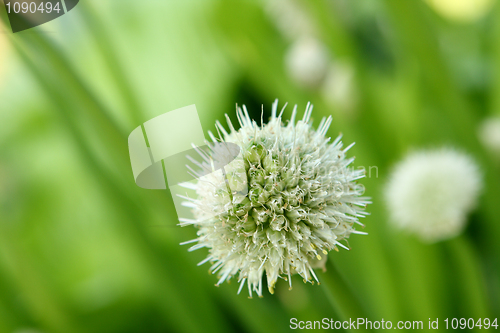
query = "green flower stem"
(78, 2, 145, 125)
(320, 259, 372, 332)
(490, 2, 500, 115)
(216, 288, 291, 333)
(445, 237, 490, 318)
(391, 237, 447, 320)
(7, 33, 131, 179)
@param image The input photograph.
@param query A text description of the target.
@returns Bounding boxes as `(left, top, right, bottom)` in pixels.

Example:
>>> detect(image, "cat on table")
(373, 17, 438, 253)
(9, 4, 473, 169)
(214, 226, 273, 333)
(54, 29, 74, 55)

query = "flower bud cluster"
(181, 101, 370, 297)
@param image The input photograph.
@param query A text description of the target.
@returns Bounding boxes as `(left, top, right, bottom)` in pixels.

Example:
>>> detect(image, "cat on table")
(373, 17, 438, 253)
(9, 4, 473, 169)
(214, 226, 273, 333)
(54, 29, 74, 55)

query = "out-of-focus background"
(1, 0, 500, 332)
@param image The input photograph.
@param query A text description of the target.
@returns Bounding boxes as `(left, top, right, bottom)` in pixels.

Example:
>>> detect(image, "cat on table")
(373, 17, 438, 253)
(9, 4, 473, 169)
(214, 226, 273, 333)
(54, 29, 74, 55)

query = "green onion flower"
(385, 149, 482, 242)
(181, 101, 370, 297)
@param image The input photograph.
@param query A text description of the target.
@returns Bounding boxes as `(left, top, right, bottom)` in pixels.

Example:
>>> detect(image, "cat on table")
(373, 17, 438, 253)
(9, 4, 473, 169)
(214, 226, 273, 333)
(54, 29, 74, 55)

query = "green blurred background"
(1, 0, 500, 332)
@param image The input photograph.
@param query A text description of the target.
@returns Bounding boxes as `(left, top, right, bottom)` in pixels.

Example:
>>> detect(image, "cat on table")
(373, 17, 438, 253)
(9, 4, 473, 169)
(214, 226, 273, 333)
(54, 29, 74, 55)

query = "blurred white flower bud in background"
(425, 0, 495, 22)
(321, 62, 358, 116)
(385, 149, 482, 243)
(285, 37, 330, 88)
(478, 116, 500, 160)
(265, 0, 316, 41)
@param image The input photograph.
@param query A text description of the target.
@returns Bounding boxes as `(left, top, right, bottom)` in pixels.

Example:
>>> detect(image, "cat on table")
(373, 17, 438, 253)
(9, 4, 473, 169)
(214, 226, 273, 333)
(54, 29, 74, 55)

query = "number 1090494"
(5, 2, 61, 14)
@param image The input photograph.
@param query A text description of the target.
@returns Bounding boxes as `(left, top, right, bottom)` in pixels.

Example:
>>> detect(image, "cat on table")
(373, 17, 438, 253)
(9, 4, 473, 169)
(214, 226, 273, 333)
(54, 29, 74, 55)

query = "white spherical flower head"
(180, 101, 370, 297)
(478, 117, 500, 159)
(285, 37, 330, 88)
(385, 149, 482, 243)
